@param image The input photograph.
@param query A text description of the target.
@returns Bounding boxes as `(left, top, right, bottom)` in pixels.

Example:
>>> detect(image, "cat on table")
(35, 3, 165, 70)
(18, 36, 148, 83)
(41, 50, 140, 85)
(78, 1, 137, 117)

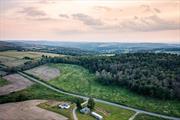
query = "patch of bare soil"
(0, 100, 68, 120)
(0, 74, 33, 95)
(25, 65, 60, 81)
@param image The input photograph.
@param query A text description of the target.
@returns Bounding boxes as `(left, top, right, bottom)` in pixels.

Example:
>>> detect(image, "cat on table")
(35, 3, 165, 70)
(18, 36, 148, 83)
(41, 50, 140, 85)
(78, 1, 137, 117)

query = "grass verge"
(134, 113, 168, 120)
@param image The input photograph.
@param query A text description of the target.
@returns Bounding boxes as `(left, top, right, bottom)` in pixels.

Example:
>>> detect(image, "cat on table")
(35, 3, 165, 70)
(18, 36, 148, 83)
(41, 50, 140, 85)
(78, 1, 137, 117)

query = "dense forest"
(78, 53, 180, 100)
(4, 53, 180, 100)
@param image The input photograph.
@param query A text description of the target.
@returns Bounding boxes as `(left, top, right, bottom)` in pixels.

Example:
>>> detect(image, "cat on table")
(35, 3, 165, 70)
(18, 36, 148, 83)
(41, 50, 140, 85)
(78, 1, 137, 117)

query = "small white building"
(91, 112, 103, 120)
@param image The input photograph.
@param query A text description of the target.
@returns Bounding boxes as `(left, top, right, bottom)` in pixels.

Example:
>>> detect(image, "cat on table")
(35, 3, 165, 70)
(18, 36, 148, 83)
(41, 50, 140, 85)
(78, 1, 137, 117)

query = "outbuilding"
(91, 112, 103, 120)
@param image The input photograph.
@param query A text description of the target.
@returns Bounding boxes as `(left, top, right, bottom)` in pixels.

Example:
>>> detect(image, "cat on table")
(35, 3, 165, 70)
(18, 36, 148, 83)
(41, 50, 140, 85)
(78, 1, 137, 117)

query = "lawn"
(0, 77, 8, 87)
(134, 113, 168, 120)
(0, 50, 61, 59)
(48, 63, 180, 117)
(38, 101, 75, 120)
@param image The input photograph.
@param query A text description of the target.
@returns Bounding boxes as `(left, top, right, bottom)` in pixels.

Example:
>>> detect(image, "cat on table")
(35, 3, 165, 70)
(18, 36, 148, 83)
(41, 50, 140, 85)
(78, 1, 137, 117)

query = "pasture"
(48, 63, 180, 117)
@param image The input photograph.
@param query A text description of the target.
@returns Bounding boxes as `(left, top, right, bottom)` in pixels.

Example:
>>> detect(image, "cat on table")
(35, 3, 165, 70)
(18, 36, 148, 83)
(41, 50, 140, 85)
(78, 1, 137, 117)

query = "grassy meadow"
(47, 63, 180, 117)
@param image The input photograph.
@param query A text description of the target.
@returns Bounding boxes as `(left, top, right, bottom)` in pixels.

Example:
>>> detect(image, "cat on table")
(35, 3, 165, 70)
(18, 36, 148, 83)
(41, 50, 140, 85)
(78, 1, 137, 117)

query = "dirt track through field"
(0, 74, 33, 95)
(0, 100, 68, 120)
(25, 65, 60, 81)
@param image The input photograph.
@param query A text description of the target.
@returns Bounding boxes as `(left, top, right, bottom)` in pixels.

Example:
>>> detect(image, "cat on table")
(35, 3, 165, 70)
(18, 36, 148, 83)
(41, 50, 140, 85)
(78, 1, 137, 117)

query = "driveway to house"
(19, 72, 180, 120)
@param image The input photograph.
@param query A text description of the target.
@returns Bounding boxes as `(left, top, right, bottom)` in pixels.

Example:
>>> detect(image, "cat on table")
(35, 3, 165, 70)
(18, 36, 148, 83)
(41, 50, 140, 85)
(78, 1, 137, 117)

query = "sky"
(0, 0, 180, 43)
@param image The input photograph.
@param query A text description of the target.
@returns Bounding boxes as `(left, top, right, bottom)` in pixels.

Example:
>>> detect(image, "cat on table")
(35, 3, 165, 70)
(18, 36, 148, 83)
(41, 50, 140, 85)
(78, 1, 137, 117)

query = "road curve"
(19, 72, 180, 120)
(73, 106, 78, 120)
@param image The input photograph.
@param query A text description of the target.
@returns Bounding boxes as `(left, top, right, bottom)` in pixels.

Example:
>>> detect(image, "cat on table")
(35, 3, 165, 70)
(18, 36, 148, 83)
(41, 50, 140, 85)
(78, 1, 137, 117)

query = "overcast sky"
(0, 0, 180, 43)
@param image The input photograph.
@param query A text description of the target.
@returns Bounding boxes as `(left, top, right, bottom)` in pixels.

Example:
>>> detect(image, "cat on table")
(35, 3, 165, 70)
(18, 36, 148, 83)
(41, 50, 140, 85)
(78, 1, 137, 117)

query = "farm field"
(0, 50, 61, 59)
(0, 100, 67, 120)
(47, 63, 180, 117)
(25, 65, 60, 81)
(0, 74, 33, 95)
(134, 113, 168, 120)
(0, 56, 28, 67)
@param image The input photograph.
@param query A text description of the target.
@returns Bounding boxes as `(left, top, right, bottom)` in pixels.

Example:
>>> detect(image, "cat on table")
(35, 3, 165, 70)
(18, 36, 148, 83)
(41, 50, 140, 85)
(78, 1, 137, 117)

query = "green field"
(0, 77, 8, 87)
(47, 64, 180, 117)
(134, 114, 168, 120)
(0, 50, 61, 59)
(0, 83, 77, 104)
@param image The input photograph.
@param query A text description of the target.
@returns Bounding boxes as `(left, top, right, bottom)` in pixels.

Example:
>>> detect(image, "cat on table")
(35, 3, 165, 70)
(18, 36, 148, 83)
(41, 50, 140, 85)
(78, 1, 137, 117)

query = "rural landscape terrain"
(0, 41, 180, 120)
(0, 0, 180, 120)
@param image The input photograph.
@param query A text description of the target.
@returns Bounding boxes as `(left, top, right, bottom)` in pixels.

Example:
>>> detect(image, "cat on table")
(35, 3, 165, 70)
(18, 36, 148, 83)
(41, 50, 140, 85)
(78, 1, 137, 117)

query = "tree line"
(4, 53, 180, 100)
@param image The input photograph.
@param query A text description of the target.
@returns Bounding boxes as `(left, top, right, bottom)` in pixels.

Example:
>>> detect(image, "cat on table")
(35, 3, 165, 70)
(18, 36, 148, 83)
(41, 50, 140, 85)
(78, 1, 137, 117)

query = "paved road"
(19, 72, 180, 120)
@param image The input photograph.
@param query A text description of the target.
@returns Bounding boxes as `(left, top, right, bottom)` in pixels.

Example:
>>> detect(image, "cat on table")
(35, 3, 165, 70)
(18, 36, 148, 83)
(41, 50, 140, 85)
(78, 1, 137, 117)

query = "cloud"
(94, 6, 111, 11)
(154, 8, 161, 13)
(59, 14, 69, 19)
(94, 14, 180, 32)
(18, 7, 46, 17)
(140, 4, 151, 12)
(72, 13, 103, 26)
(122, 14, 180, 32)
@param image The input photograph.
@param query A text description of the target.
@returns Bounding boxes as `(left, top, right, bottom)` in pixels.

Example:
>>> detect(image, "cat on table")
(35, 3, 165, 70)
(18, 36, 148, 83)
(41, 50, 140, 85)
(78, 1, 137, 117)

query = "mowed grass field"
(0, 50, 61, 59)
(48, 64, 180, 117)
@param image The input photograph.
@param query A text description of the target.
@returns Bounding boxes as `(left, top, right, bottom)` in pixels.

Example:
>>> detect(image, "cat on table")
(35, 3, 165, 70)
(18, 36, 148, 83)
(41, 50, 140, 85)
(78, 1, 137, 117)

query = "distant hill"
(1, 40, 180, 54)
(8, 40, 180, 53)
